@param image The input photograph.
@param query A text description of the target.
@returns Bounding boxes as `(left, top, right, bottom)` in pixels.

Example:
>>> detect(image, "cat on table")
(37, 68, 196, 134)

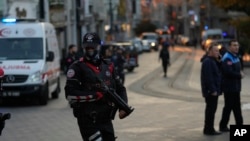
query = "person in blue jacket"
(219, 39, 245, 132)
(200, 43, 222, 135)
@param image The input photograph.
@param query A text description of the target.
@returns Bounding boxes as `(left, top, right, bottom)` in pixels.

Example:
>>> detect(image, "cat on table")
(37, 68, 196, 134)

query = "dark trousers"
(73, 105, 116, 141)
(118, 72, 125, 85)
(204, 95, 219, 132)
(77, 118, 115, 141)
(220, 92, 243, 128)
(162, 61, 168, 75)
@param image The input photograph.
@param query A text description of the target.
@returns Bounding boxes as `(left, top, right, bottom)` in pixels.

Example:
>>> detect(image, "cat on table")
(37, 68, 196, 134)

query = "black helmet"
(82, 32, 101, 45)
(82, 33, 102, 64)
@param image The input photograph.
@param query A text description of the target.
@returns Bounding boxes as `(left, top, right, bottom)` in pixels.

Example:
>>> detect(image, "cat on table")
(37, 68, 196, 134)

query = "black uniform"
(65, 52, 79, 72)
(112, 53, 126, 85)
(0, 113, 5, 135)
(159, 43, 170, 77)
(65, 57, 128, 141)
(219, 51, 243, 130)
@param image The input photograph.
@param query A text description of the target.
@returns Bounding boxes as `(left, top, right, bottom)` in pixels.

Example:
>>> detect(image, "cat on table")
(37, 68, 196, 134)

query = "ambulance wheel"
(52, 78, 60, 99)
(39, 83, 49, 105)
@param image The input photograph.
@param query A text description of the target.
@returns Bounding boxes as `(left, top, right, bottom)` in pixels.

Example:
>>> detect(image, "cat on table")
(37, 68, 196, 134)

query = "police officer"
(64, 44, 79, 73)
(100, 44, 114, 62)
(0, 68, 11, 136)
(0, 67, 5, 135)
(219, 39, 245, 132)
(112, 46, 126, 85)
(64, 33, 129, 141)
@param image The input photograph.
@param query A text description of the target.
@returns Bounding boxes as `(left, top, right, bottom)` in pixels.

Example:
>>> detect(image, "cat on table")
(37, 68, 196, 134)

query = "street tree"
(212, 0, 250, 53)
(212, 0, 250, 15)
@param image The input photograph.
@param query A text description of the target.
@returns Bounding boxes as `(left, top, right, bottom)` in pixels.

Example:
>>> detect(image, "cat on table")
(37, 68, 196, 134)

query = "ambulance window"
(0, 38, 43, 60)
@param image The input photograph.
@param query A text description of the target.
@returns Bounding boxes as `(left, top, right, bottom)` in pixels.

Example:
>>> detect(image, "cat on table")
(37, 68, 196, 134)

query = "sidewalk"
(146, 47, 250, 103)
(125, 46, 250, 141)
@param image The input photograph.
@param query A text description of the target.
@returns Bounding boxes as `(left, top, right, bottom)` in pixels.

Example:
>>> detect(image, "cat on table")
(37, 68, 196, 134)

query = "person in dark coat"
(159, 38, 170, 77)
(112, 46, 126, 85)
(219, 39, 245, 132)
(65, 44, 79, 73)
(200, 43, 222, 135)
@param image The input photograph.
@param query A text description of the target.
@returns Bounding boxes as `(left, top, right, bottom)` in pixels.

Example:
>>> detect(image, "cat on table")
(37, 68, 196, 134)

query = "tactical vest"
(77, 59, 116, 91)
(73, 59, 117, 122)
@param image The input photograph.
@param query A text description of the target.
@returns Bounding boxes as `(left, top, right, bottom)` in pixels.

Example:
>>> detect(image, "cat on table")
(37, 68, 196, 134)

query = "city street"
(1, 46, 250, 141)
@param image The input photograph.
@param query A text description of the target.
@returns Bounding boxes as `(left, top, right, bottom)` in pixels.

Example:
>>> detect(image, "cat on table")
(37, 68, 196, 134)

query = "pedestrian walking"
(64, 44, 79, 73)
(219, 39, 245, 132)
(64, 33, 132, 141)
(159, 38, 170, 77)
(200, 43, 222, 135)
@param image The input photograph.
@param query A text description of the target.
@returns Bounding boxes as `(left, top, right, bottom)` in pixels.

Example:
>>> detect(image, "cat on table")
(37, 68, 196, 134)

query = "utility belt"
(82, 81, 114, 91)
(82, 83, 102, 91)
(71, 101, 118, 123)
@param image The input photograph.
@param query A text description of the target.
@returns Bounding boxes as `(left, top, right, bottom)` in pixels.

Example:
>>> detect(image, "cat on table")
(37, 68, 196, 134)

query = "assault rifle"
(97, 78, 134, 119)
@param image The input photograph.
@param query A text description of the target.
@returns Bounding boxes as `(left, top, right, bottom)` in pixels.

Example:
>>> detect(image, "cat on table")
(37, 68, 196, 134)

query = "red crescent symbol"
(0, 29, 5, 37)
(0, 28, 11, 37)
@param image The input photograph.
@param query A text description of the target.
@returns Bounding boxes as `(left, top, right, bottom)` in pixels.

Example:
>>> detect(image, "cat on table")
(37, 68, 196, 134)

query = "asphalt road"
(1, 46, 250, 141)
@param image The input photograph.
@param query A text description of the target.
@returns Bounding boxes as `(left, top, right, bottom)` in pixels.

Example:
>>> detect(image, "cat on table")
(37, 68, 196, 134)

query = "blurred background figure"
(112, 46, 126, 85)
(159, 38, 170, 77)
(0, 67, 11, 136)
(100, 44, 114, 62)
(100, 44, 126, 84)
(64, 44, 79, 74)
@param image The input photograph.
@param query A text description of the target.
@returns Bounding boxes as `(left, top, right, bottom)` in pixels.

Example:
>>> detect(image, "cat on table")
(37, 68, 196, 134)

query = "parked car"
(131, 37, 143, 54)
(203, 38, 230, 52)
(141, 32, 159, 51)
(112, 42, 139, 72)
(176, 35, 190, 46)
(201, 28, 224, 49)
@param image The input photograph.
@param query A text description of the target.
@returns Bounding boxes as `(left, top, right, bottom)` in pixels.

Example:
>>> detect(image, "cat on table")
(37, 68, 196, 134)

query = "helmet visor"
(83, 43, 101, 57)
(83, 43, 99, 50)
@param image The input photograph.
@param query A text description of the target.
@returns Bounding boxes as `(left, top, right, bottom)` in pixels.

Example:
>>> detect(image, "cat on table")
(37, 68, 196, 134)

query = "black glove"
(0, 121, 5, 135)
(97, 83, 109, 94)
(0, 113, 11, 136)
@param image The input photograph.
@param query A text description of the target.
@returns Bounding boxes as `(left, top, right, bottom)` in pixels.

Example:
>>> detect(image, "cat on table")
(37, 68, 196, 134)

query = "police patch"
(227, 61, 233, 65)
(67, 69, 75, 78)
(86, 34, 94, 42)
(106, 71, 111, 77)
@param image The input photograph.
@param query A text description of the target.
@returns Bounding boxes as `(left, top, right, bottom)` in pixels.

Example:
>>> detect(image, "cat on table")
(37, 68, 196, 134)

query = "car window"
(142, 35, 157, 40)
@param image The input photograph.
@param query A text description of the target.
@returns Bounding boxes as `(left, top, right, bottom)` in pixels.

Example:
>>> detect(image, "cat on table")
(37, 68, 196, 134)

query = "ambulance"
(0, 19, 61, 105)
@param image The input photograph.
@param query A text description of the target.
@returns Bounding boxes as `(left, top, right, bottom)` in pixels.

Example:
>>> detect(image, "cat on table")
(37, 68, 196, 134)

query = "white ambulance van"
(0, 19, 61, 105)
